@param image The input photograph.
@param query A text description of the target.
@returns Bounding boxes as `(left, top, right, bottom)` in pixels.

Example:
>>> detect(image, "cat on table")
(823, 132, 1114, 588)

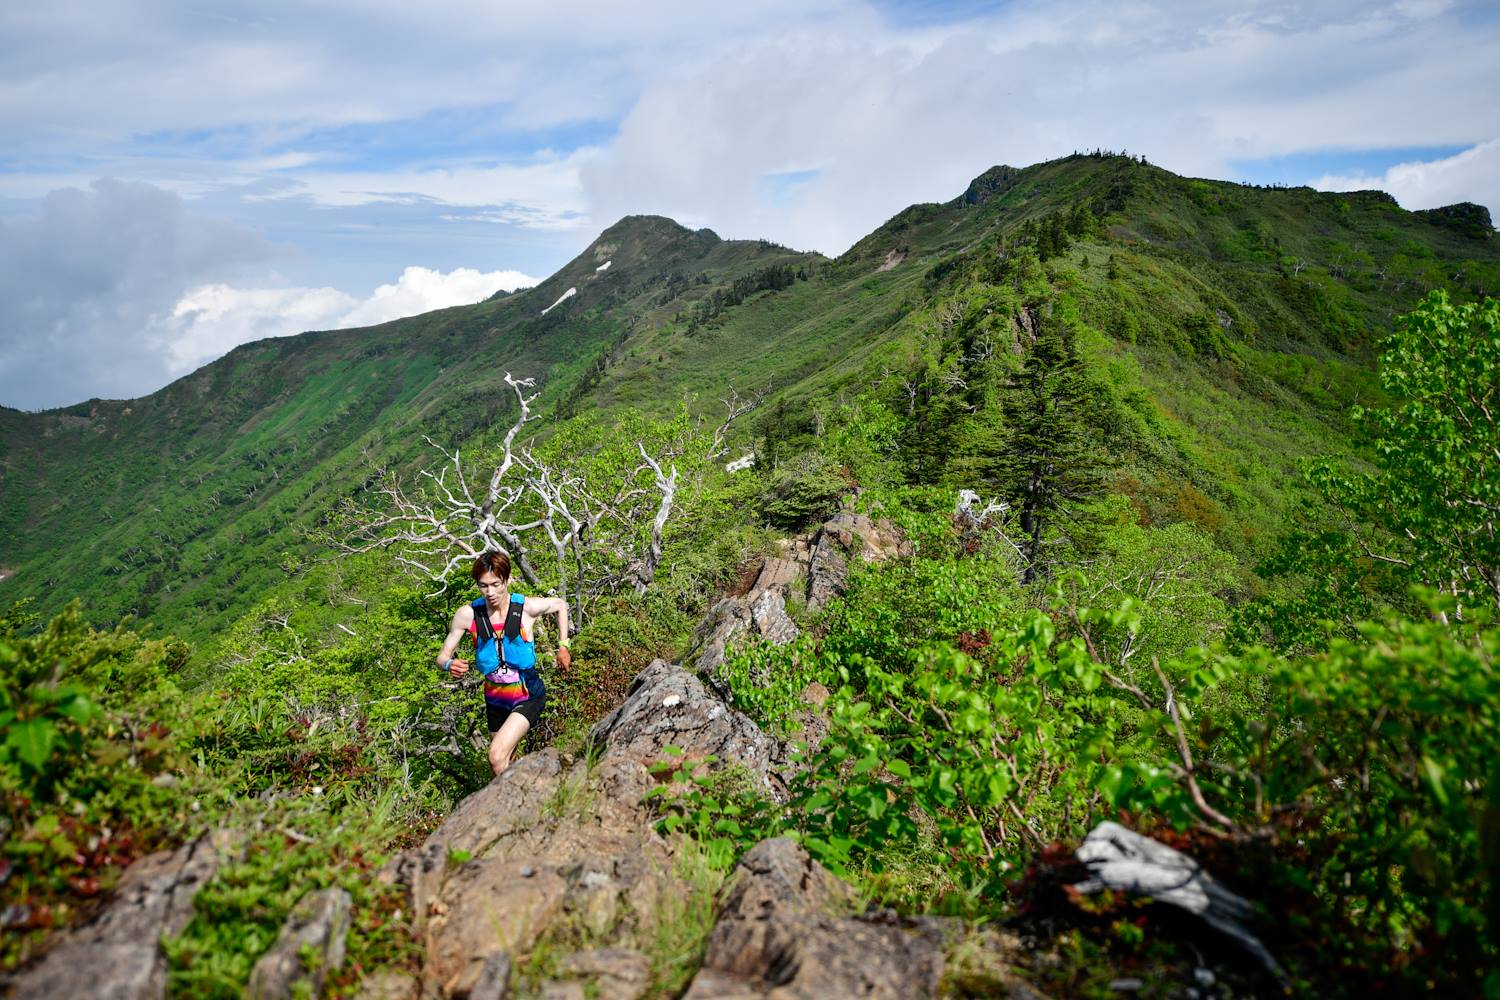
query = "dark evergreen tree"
(986, 319, 1109, 581)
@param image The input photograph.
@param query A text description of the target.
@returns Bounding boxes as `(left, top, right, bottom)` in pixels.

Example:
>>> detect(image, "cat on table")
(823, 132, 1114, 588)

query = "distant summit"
(1416, 201, 1494, 239)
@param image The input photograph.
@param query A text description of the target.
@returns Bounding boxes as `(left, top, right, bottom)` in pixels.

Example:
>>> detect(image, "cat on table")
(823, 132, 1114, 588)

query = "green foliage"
(756, 451, 848, 531)
(1113, 599, 1499, 994)
(786, 617, 1120, 890)
(164, 787, 416, 998)
(1245, 292, 1500, 647)
(0, 603, 206, 969)
(1321, 292, 1499, 608)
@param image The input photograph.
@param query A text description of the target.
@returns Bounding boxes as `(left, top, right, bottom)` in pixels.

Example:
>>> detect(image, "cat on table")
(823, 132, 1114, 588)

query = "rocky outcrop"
(685, 587, 799, 681)
(247, 887, 352, 1000)
(589, 659, 781, 797)
(806, 511, 912, 609)
(374, 640, 819, 999)
(686, 507, 911, 687)
(684, 838, 950, 999)
(331, 500, 921, 997)
(1, 829, 241, 1000)
(378, 745, 675, 999)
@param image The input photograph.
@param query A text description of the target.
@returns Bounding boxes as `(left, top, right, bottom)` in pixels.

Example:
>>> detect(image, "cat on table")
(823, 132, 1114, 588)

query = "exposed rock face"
(589, 659, 781, 797)
(379, 746, 676, 999)
(807, 511, 913, 609)
(247, 887, 352, 1000)
(348, 499, 920, 997)
(684, 838, 950, 1000)
(685, 587, 800, 682)
(1, 829, 241, 1000)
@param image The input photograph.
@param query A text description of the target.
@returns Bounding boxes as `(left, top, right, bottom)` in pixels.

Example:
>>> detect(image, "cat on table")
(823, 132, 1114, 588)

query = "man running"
(435, 551, 571, 775)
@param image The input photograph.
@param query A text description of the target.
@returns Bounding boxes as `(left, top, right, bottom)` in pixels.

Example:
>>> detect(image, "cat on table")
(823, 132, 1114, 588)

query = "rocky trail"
(3, 510, 1274, 999)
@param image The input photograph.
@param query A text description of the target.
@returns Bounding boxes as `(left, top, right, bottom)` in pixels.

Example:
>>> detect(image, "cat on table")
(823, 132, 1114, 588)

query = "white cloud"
(156, 266, 539, 377)
(261, 152, 593, 230)
(1313, 139, 1500, 217)
(581, 0, 1500, 253)
(0, 178, 280, 409)
(341, 266, 537, 326)
(0, 174, 539, 408)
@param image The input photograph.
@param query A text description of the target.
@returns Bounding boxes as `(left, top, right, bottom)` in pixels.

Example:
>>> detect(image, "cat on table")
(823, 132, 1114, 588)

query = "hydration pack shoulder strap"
(503, 593, 526, 641)
(473, 598, 498, 643)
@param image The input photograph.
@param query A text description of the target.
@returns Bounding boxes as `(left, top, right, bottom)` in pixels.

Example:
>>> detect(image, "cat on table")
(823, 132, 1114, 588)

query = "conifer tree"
(987, 319, 1109, 581)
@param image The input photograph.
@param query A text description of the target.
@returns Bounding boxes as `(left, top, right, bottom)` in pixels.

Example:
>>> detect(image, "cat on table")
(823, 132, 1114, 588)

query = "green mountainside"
(0, 217, 817, 634)
(2, 154, 1494, 639)
(2, 153, 1498, 995)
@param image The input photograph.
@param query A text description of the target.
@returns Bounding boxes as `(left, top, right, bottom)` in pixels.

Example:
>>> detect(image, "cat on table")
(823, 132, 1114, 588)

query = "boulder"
(382, 748, 674, 998)
(683, 588, 799, 683)
(246, 887, 353, 1000)
(1, 829, 241, 1000)
(684, 838, 949, 999)
(589, 659, 780, 797)
(806, 512, 912, 609)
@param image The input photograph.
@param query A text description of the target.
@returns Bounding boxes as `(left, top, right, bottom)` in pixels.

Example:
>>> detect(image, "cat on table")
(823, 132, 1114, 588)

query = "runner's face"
(476, 572, 508, 602)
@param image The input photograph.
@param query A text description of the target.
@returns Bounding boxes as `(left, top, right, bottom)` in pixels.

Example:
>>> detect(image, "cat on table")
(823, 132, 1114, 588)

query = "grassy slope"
(0, 217, 816, 638)
(583, 155, 1496, 560)
(2, 155, 1495, 639)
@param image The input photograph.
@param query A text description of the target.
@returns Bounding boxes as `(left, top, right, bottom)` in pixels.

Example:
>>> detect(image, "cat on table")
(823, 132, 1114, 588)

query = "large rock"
(806, 511, 912, 609)
(684, 587, 799, 682)
(684, 838, 949, 999)
(558, 948, 650, 1000)
(589, 659, 781, 796)
(1, 829, 240, 1000)
(247, 887, 352, 1000)
(382, 747, 674, 999)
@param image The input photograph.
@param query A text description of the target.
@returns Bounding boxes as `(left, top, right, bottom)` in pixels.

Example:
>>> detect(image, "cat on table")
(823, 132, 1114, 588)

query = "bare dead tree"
(332, 373, 685, 624)
(955, 489, 1028, 572)
(709, 383, 769, 459)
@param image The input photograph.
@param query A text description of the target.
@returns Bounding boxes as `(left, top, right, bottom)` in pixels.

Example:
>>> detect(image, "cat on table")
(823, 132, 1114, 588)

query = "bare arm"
(436, 604, 475, 678)
(524, 595, 572, 668)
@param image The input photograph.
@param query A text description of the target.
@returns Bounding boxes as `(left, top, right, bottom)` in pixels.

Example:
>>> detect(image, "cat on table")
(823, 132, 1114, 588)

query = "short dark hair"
(471, 550, 512, 583)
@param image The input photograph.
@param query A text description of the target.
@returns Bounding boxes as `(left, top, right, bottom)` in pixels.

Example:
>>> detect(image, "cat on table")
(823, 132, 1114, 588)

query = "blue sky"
(1, 0, 1497, 409)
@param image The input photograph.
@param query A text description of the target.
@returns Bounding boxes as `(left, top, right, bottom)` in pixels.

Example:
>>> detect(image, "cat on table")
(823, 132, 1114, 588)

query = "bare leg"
(488, 712, 532, 775)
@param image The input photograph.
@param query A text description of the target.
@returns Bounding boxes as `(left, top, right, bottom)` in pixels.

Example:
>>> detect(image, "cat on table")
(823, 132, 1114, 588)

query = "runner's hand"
(448, 658, 470, 678)
(557, 647, 572, 670)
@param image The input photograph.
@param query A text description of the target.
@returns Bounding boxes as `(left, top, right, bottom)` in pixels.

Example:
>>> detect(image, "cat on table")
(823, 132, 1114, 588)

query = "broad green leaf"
(7, 718, 57, 771)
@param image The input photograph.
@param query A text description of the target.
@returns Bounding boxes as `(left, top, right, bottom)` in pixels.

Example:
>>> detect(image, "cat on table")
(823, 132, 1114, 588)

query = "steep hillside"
(2, 154, 1495, 638)
(0, 218, 818, 636)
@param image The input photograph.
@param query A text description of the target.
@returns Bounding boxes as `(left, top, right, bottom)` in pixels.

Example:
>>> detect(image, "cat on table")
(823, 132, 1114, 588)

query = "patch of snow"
(595, 260, 612, 272)
(725, 453, 755, 473)
(540, 287, 576, 316)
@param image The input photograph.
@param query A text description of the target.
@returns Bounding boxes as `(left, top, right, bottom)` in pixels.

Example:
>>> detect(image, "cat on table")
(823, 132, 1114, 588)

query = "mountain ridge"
(2, 153, 1497, 638)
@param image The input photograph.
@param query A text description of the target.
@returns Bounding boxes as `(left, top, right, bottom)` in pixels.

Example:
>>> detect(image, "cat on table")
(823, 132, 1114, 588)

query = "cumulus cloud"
(1313, 139, 1500, 218)
(0, 176, 538, 410)
(580, 0, 1500, 253)
(156, 265, 538, 379)
(0, 178, 280, 410)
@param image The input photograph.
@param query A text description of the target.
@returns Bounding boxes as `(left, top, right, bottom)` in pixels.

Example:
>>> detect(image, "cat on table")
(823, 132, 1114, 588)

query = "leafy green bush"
(0, 602, 203, 968)
(757, 452, 847, 530)
(1113, 598, 1500, 994)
